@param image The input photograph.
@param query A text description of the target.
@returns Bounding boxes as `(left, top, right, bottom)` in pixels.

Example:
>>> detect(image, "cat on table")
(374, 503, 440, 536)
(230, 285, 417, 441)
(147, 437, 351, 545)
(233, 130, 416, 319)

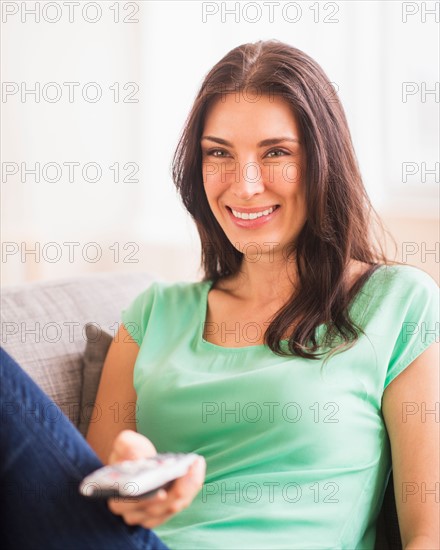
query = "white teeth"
(231, 206, 277, 220)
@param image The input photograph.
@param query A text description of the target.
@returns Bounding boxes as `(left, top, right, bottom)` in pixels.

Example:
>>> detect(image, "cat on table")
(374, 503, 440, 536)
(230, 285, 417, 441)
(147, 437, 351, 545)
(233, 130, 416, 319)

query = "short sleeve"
(384, 268, 440, 390)
(121, 282, 157, 347)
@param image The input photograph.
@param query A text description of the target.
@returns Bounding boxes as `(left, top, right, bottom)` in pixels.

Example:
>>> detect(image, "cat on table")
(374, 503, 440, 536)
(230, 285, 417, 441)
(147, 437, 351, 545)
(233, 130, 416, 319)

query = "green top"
(121, 264, 439, 549)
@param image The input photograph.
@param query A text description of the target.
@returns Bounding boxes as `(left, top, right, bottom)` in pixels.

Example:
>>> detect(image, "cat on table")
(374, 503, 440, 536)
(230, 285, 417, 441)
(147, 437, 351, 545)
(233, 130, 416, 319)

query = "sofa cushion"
(78, 323, 113, 436)
(0, 271, 155, 428)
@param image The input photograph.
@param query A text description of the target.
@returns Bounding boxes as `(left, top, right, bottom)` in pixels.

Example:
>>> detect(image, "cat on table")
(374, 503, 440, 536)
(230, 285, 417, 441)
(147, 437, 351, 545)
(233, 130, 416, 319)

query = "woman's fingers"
(107, 487, 181, 529)
(110, 503, 174, 529)
(164, 456, 206, 503)
(107, 455, 206, 528)
(108, 429, 157, 464)
(135, 456, 206, 515)
(108, 489, 167, 514)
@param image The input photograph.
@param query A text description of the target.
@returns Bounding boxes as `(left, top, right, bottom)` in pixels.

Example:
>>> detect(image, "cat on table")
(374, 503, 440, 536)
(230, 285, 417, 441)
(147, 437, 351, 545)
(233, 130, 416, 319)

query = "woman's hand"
(106, 430, 206, 529)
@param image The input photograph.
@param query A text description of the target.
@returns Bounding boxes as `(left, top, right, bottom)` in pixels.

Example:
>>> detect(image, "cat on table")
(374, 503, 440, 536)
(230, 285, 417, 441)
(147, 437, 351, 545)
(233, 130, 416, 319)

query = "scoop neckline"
(199, 278, 281, 353)
(198, 264, 388, 353)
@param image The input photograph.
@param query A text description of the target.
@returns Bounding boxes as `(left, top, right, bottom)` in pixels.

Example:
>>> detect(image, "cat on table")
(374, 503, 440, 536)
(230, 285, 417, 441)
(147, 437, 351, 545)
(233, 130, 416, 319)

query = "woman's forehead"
(203, 93, 300, 135)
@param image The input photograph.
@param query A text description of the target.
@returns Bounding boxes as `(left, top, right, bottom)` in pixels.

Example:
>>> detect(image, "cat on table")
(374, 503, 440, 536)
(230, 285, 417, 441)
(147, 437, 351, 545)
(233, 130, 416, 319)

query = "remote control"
(79, 452, 200, 500)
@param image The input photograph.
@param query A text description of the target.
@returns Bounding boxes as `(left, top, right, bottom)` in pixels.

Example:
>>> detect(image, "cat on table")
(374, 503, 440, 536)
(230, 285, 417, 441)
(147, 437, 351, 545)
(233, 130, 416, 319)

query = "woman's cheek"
(268, 161, 302, 187)
(203, 160, 224, 182)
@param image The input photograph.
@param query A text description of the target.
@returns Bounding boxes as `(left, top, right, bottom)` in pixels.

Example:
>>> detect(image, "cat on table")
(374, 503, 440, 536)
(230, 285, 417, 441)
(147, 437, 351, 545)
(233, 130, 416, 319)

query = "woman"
(1, 40, 439, 549)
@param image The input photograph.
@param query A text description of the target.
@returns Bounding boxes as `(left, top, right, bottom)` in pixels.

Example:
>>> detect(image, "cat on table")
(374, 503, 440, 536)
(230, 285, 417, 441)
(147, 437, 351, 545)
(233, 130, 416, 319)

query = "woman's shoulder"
(127, 279, 210, 308)
(149, 278, 211, 301)
(152, 278, 210, 291)
(354, 263, 439, 322)
(367, 262, 439, 292)
(346, 262, 438, 323)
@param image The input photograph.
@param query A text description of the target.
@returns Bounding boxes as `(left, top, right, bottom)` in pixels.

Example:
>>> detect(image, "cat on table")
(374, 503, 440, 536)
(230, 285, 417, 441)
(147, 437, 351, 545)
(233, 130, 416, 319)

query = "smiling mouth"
(226, 205, 280, 220)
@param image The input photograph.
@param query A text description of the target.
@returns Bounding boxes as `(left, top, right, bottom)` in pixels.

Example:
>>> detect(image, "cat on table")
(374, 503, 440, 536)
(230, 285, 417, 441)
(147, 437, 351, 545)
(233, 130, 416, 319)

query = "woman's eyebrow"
(200, 136, 300, 147)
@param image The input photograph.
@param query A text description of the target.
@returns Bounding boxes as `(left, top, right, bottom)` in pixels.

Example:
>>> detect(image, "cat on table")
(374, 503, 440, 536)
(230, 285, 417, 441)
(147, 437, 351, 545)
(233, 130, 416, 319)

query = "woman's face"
(201, 92, 307, 259)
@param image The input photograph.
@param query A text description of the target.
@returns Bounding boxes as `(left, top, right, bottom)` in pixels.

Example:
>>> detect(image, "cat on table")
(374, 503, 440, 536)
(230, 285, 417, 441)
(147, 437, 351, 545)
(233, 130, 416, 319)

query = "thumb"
(108, 429, 157, 465)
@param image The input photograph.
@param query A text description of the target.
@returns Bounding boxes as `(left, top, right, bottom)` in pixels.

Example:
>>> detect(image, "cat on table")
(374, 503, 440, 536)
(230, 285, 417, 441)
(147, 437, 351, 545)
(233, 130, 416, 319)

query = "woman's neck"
(217, 253, 299, 307)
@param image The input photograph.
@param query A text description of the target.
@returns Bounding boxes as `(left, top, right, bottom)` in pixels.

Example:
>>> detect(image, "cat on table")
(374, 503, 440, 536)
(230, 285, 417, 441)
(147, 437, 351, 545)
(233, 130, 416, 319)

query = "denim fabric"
(0, 346, 170, 550)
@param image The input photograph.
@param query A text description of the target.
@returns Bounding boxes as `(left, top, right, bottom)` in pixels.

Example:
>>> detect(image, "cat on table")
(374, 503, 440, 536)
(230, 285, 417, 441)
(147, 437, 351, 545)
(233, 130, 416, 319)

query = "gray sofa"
(0, 271, 400, 549)
(0, 270, 155, 436)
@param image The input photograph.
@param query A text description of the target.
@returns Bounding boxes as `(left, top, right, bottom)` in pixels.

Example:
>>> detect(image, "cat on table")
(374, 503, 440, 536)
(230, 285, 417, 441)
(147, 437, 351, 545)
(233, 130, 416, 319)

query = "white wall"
(1, 1, 438, 285)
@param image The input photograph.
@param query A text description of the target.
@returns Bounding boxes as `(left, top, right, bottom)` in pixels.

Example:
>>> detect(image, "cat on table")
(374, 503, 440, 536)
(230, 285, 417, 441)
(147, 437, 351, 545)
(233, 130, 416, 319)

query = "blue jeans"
(0, 347, 170, 550)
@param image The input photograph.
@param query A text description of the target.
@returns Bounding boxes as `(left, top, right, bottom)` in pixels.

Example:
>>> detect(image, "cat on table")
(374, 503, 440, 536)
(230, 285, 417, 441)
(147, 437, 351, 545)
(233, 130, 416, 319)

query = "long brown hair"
(172, 39, 397, 359)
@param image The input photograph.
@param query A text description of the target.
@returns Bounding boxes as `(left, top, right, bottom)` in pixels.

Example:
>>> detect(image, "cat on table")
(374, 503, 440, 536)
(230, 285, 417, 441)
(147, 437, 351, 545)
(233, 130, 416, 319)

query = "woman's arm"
(86, 323, 140, 464)
(85, 322, 207, 528)
(382, 340, 440, 550)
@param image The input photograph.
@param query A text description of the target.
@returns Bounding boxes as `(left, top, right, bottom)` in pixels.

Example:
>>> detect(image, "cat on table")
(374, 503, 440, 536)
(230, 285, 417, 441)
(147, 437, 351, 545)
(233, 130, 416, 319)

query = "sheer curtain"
(2, 1, 438, 285)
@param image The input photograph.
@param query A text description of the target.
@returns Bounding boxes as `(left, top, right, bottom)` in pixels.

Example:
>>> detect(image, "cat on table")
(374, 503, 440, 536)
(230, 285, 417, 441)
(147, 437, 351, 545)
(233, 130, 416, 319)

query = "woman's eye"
(206, 149, 229, 157)
(266, 149, 288, 158)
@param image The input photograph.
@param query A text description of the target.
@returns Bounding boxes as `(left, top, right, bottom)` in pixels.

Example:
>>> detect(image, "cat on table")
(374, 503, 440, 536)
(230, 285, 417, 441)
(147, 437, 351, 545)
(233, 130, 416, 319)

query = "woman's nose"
(230, 161, 265, 200)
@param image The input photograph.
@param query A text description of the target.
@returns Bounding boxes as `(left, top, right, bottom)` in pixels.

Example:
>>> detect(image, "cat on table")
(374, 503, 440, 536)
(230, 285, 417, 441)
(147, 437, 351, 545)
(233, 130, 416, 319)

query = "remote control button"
(116, 461, 143, 474)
